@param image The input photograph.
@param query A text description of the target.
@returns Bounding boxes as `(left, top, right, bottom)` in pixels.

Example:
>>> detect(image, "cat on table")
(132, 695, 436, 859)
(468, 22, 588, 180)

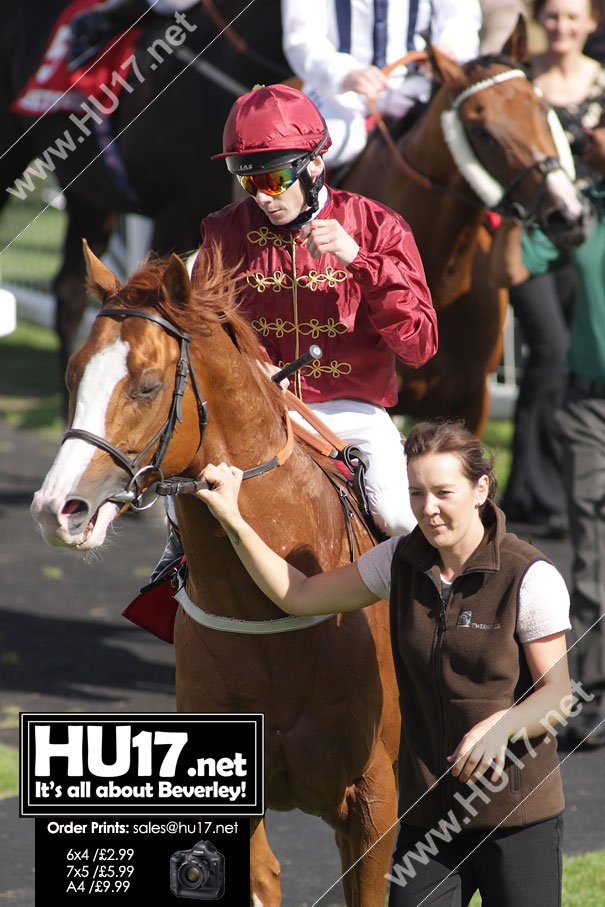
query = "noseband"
(61, 308, 208, 510)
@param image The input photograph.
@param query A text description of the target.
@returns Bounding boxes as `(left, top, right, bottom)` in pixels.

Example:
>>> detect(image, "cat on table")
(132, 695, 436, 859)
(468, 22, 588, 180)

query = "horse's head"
(427, 45, 593, 249)
(31, 243, 209, 549)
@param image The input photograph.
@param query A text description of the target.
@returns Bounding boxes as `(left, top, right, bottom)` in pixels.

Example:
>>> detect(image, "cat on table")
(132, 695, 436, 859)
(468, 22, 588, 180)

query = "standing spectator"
(490, 111, 605, 747)
(499, 0, 605, 537)
(280, 0, 482, 167)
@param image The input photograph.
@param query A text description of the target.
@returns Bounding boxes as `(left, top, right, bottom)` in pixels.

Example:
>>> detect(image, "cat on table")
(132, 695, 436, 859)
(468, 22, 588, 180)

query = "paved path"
(0, 417, 603, 906)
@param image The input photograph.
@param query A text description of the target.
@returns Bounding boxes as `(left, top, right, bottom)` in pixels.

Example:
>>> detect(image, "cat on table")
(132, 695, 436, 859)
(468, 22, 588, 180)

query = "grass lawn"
(0, 744, 19, 800)
(0, 194, 65, 289)
(467, 851, 605, 905)
(0, 319, 63, 434)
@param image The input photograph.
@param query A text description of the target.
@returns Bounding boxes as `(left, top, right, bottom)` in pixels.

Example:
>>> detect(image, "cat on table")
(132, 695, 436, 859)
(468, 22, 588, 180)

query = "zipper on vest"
(428, 572, 450, 814)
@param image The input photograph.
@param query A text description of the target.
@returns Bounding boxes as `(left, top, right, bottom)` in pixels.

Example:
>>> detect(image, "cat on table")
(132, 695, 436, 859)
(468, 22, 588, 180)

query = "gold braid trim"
(252, 317, 348, 339)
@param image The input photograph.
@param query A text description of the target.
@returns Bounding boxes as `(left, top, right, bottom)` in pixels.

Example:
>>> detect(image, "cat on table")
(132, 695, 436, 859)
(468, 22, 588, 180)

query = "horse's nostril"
(543, 209, 568, 227)
(61, 498, 88, 517)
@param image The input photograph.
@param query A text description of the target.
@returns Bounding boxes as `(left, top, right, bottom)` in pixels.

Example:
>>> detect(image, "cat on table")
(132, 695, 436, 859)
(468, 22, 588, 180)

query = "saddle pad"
(11, 0, 140, 117)
(121, 556, 183, 644)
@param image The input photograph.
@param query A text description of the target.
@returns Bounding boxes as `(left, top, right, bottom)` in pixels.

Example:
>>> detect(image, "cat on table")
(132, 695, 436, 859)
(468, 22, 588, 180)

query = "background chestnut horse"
(344, 42, 592, 434)
(30, 244, 400, 907)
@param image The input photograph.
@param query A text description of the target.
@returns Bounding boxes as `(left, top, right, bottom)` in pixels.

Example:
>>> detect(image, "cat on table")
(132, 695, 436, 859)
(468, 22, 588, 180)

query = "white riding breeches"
(289, 399, 416, 536)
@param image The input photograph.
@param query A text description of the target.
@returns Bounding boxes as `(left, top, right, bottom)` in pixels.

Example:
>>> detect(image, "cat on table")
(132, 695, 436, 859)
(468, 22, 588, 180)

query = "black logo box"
(21, 712, 264, 817)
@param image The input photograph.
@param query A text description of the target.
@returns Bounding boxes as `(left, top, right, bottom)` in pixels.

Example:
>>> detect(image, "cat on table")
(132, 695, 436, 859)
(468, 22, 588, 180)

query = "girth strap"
(175, 582, 336, 634)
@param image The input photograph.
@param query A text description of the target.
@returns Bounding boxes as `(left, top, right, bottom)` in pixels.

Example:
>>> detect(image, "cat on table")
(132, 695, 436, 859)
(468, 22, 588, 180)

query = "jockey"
(281, 0, 483, 167)
(67, 0, 198, 70)
(202, 84, 437, 536)
(151, 83, 437, 580)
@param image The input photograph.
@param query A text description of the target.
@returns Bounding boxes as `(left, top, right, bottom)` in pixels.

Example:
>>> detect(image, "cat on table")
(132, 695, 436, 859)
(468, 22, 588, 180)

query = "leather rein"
(61, 307, 293, 511)
(369, 55, 564, 220)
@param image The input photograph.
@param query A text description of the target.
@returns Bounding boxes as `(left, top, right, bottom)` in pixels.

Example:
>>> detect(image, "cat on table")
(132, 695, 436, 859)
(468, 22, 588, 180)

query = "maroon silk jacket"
(200, 187, 437, 406)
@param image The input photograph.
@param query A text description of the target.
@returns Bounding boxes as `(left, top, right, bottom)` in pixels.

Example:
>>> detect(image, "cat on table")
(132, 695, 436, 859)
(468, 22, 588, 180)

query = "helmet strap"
(286, 166, 325, 230)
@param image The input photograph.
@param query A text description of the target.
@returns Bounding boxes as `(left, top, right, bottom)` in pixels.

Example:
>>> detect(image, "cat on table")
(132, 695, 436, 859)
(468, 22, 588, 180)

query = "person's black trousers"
(387, 814, 564, 906)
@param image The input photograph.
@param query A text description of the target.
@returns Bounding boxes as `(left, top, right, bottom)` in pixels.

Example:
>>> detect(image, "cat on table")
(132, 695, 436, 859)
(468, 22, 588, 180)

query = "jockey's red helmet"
(212, 84, 331, 175)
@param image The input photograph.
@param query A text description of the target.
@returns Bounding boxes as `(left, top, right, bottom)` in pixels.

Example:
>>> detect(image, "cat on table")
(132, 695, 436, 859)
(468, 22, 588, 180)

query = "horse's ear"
(162, 253, 192, 309)
(426, 45, 467, 91)
(501, 14, 529, 63)
(82, 238, 119, 300)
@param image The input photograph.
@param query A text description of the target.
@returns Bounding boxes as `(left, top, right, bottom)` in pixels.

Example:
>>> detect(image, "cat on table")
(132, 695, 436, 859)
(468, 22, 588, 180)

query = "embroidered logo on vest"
(456, 610, 501, 630)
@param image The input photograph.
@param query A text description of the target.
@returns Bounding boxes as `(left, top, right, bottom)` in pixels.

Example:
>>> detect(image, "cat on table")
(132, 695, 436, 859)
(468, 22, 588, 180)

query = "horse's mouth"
(73, 507, 101, 549)
(34, 498, 120, 550)
(543, 197, 597, 251)
(72, 499, 120, 550)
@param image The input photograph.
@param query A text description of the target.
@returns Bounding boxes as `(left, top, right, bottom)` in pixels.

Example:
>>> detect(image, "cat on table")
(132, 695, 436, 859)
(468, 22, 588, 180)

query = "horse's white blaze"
(545, 169, 585, 220)
(251, 895, 264, 907)
(37, 339, 129, 506)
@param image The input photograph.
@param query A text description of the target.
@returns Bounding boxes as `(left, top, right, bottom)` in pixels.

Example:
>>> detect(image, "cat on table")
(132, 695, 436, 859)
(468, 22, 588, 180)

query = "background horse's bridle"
(61, 307, 294, 511)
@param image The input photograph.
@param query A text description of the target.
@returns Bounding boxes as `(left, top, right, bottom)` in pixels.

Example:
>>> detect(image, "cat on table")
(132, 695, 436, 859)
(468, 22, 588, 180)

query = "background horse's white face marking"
(36, 339, 129, 506)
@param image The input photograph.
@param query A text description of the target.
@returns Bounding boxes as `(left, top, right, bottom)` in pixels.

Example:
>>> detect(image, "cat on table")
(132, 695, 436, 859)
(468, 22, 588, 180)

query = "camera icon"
(170, 840, 225, 900)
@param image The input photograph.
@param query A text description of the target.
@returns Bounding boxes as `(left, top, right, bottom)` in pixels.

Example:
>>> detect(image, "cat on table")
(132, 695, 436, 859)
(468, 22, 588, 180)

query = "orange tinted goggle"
(237, 159, 308, 197)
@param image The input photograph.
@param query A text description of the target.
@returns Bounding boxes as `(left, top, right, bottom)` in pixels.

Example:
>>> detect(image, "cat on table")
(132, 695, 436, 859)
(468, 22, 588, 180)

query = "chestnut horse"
(344, 43, 592, 434)
(31, 243, 400, 907)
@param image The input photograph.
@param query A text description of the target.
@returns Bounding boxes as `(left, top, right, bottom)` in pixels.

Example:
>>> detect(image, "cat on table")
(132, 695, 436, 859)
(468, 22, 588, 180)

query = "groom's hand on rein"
(196, 463, 243, 525)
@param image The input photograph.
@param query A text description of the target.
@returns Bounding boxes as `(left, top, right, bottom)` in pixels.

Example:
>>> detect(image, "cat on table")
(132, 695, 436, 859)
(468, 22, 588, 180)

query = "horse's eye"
(472, 125, 498, 148)
(131, 378, 162, 399)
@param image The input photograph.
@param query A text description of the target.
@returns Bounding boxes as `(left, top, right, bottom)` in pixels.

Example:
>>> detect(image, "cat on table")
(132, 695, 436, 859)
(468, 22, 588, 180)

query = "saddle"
(122, 395, 383, 643)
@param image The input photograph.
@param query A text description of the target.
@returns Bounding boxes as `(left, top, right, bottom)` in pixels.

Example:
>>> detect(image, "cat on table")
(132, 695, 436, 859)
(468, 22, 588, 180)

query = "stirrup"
(339, 445, 371, 519)
(150, 526, 184, 583)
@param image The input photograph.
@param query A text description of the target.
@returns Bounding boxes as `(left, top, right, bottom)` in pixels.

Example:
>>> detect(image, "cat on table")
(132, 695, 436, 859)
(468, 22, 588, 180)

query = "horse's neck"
(172, 327, 363, 620)
(190, 326, 287, 472)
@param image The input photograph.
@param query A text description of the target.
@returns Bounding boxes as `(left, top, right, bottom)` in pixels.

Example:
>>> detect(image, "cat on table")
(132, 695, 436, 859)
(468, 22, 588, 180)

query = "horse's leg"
(456, 380, 492, 437)
(334, 743, 398, 907)
(250, 816, 281, 907)
(52, 192, 117, 409)
(464, 234, 510, 437)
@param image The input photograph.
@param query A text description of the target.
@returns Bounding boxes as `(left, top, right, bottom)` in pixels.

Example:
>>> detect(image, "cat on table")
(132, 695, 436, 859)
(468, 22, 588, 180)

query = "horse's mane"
(391, 53, 529, 143)
(105, 243, 286, 421)
(463, 53, 529, 80)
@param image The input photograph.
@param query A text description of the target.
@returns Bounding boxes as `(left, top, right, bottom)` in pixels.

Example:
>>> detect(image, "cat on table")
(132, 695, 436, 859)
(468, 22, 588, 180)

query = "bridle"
(61, 307, 293, 511)
(440, 68, 574, 222)
(369, 61, 575, 222)
(62, 308, 207, 511)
